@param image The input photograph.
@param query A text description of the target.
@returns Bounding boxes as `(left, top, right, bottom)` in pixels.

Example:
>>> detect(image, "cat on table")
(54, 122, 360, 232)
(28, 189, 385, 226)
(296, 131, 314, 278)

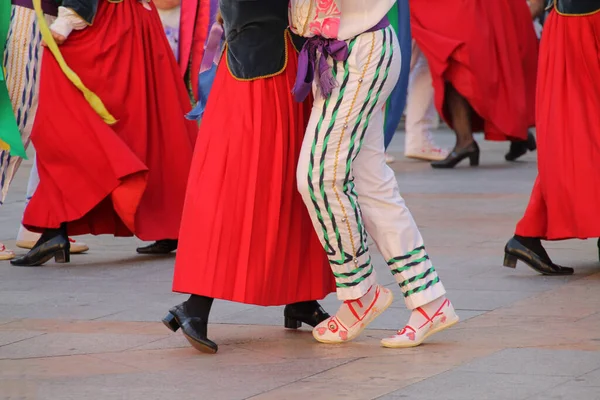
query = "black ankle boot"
(136, 239, 178, 255)
(503, 236, 573, 276)
(162, 302, 218, 354)
(11, 224, 70, 267)
(283, 300, 330, 329)
(505, 131, 537, 162)
(431, 141, 480, 169)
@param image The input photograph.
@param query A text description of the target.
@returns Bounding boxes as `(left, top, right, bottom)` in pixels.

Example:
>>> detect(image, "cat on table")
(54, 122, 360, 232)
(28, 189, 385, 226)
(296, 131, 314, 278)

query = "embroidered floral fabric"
(289, 0, 341, 39)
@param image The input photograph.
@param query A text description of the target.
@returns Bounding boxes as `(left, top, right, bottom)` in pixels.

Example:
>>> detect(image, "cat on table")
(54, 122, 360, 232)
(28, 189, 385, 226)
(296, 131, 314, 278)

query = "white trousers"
(297, 27, 446, 310)
(404, 41, 438, 153)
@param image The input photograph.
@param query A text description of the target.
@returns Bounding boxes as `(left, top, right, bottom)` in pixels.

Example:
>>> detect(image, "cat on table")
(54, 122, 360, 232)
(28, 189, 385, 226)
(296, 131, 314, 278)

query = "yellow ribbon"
(32, 0, 117, 125)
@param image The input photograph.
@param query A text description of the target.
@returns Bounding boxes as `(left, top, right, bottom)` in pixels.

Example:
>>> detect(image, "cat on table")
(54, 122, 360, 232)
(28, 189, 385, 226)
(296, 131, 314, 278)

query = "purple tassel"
(319, 68, 338, 98)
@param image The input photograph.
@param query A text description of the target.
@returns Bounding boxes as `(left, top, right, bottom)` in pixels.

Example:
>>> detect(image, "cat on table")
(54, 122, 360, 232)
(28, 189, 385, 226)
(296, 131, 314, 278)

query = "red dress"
(172, 36, 336, 306)
(410, 0, 538, 141)
(516, 9, 600, 240)
(23, 0, 197, 241)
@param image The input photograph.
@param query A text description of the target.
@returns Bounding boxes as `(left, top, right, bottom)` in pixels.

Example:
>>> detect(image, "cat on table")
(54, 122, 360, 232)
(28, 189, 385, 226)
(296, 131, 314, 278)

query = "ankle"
(419, 296, 446, 312)
(514, 234, 539, 246)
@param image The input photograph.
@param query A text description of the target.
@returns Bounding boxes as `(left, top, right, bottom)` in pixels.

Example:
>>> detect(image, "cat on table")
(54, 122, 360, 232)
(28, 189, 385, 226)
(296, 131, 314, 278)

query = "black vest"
(61, 0, 99, 24)
(547, 0, 600, 15)
(220, 0, 302, 80)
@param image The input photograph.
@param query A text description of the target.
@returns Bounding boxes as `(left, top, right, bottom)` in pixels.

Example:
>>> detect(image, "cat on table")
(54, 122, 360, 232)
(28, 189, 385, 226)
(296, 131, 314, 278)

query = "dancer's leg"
(404, 43, 447, 161)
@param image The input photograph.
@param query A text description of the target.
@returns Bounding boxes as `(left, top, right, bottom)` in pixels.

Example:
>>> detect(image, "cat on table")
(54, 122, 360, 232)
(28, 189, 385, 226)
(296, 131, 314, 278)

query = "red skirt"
(515, 10, 600, 240)
(410, 0, 537, 141)
(172, 37, 336, 306)
(23, 0, 197, 240)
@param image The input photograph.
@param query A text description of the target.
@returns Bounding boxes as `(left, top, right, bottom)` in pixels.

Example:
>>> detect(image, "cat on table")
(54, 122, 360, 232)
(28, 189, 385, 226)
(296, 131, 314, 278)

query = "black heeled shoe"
(503, 236, 573, 276)
(431, 141, 480, 169)
(136, 239, 178, 255)
(11, 226, 70, 267)
(283, 300, 330, 329)
(162, 303, 218, 354)
(505, 130, 537, 162)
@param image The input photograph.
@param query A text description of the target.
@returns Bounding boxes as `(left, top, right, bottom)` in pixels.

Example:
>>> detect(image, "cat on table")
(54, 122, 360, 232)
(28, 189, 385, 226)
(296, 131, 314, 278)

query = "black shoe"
(505, 130, 537, 162)
(283, 300, 330, 329)
(431, 141, 480, 169)
(503, 236, 573, 276)
(11, 227, 70, 267)
(163, 303, 218, 354)
(136, 239, 178, 255)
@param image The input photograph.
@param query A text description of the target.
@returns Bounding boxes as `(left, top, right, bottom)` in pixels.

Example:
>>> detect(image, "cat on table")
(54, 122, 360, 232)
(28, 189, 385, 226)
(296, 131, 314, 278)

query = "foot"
(17, 237, 89, 254)
(162, 303, 218, 354)
(503, 236, 573, 275)
(0, 244, 15, 261)
(430, 141, 480, 169)
(312, 285, 393, 344)
(405, 146, 450, 162)
(11, 228, 70, 267)
(385, 153, 396, 164)
(381, 297, 458, 348)
(136, 239, 178, 255)
(283, 300, 330, 329)
(505, 130, 536, 162)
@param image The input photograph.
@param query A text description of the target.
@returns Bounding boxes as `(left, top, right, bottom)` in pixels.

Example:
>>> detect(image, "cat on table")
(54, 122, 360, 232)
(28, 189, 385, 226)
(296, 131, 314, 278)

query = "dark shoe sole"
(183, 332, 218, 354)
(162, 311, 218, 354)
(503, 251, 574, 276)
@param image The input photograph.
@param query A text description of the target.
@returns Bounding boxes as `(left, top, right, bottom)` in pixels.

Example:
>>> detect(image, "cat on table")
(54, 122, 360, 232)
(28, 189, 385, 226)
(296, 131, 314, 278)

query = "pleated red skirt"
(23, 0, 196, 240)
(172, 37, 336, 306)
(515, 10, 600, 240)
(410, 0, 537, 141)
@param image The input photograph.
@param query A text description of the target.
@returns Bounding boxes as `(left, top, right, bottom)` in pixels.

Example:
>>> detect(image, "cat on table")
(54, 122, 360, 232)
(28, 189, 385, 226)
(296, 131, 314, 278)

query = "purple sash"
(12, 0, 59, 16)
(292, 16, 390, 102)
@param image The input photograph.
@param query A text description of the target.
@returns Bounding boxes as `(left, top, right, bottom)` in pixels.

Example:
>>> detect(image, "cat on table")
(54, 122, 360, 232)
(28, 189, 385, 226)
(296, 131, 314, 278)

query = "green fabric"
(384, 2, 399, 129)
(0, 3, 27, 159)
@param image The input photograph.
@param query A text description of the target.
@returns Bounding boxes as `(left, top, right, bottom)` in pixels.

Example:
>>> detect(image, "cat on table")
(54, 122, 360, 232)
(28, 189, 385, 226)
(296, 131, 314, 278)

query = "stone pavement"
(0, 131, 599, 400)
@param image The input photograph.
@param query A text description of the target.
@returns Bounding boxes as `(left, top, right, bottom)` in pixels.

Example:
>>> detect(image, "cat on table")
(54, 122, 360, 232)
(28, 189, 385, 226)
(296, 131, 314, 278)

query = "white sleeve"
(49, 6, 89, 39)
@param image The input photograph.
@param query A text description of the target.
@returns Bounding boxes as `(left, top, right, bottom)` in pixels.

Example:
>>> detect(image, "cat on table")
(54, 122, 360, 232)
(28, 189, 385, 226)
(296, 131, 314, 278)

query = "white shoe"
(405, 146, 450, 161)
(405, 131, 450, 161)
(16, 238, 89, 254)
(312, 285, 394, 344)
(381, 299, 459, 348)
(0, 243, 15, 261)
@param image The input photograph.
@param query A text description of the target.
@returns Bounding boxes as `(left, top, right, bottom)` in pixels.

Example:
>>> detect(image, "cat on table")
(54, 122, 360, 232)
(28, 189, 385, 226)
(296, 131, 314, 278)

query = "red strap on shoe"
(417, 299, 451, 329)
(398, 325, 416, 335)
(343, 286, 380, 324)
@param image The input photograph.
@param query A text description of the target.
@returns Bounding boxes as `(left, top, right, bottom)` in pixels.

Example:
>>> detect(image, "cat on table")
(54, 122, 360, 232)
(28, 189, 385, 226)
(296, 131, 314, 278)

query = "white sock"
(404, 295, 448, 331)
(334, 285, 377, 328)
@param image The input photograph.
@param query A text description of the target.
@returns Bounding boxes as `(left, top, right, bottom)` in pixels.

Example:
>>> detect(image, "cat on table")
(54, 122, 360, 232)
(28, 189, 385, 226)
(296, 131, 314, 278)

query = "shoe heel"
(162, 312, 180, 332)
(54, 249, 70, 263)
(469, 152, 480, 167)
(284, 317, 302, 330)
(503, 253, 517, 269)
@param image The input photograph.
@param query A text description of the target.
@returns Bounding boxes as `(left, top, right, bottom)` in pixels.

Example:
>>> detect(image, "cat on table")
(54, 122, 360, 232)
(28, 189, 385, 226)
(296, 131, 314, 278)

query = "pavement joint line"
(122, 334, 177, 352)
(0, 344, 200, 361)
(244, 357, 364, 399)
(0, 332, 47, 350)
(521, 376, 582, 400)
(89, 311, 125, 321)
